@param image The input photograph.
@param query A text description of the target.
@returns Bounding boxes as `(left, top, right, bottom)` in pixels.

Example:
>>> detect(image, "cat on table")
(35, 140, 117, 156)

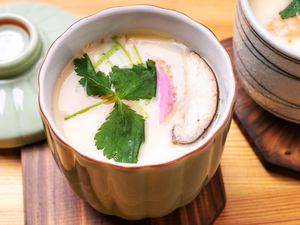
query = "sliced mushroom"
(172, 51, 218, 144)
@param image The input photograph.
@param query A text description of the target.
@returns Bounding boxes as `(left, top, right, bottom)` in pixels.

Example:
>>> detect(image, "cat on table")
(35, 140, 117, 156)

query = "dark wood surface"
(222, 38, 300, 177)
(21, 141, 226, 225)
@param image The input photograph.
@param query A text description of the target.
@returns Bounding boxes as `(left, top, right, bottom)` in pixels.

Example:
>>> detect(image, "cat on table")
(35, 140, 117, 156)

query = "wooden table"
(1, 0, 300, 224)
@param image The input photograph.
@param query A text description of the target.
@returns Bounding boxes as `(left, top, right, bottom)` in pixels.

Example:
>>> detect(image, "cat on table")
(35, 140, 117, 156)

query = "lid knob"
(0, 14, 42, 78)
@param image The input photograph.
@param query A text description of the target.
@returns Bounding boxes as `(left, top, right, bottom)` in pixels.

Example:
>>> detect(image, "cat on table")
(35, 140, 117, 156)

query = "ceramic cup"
(39, 5, 236, 219)
(233, 0, 300, 123)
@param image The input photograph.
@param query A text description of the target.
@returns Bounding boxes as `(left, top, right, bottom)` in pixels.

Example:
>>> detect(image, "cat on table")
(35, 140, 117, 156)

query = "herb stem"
(137, 102, 148, 119)
(64, 99, 111, 120)
(94, 44, 119, 67)
(106, 60, 113, 68)
(133, 45, 143, 64)
(112, 37, 133, 65)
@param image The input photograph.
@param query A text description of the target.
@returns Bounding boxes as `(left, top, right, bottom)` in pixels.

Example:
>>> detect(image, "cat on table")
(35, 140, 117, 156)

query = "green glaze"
(0, 14, 42, 78)
(0, 3, 76, 148)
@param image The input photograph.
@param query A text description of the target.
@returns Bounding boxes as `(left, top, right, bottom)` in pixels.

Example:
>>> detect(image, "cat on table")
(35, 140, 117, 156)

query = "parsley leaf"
(95, 101, 145, 163)
(74, 54, 113, 97)
(72, 46, 157, 164)
(279, 0, 300, 19)
(110, 59, 157, 100)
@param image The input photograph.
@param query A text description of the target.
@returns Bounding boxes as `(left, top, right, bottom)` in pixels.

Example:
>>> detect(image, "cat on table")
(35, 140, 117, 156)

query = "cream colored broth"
(53, 33, 217, 165)
(250, 0, 300, 51)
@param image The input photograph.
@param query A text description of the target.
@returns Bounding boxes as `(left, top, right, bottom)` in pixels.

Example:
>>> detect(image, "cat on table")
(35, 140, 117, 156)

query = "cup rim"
(240, 0, 300, 60)
(38, 5, 237, 169)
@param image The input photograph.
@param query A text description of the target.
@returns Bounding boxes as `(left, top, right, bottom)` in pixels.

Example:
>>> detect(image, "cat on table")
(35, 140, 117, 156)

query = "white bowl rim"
(240, 0, 300, 60)
(38, 5, 237, 169)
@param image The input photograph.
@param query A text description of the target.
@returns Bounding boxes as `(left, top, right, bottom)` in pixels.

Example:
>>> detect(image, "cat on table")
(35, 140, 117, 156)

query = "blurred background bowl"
(233, 0, 300, 123)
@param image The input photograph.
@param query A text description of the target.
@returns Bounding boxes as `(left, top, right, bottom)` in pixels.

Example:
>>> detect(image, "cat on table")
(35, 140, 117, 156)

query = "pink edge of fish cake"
(156, 63, 174, 122)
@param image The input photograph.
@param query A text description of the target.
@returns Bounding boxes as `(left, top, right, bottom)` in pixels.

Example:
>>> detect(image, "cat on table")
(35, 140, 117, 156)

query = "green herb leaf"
(279, 0, 300, 19)
(72, 51, 157, 164)
(74, 54, 113, 96)
(110, 59, 157, 100)
(95, 101, 145, 163)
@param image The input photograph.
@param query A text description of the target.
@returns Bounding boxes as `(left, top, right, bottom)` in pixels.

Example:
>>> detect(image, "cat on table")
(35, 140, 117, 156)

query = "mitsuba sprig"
(70, 53, 156, 163)
(280, 0, 300, 19)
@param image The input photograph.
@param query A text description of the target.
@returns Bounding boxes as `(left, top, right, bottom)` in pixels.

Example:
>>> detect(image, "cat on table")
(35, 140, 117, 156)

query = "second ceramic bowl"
(39, 5, 236, 219)
(233, 0, 300, 123)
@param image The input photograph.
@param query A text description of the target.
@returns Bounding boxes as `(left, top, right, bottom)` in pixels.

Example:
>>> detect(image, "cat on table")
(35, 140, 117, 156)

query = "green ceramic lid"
(0, 3, 76, 148)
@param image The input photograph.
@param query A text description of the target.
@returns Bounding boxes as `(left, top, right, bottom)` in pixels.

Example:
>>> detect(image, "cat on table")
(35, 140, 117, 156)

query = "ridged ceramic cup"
(233, 0, 300, 123)
(39, 5, 236, 220)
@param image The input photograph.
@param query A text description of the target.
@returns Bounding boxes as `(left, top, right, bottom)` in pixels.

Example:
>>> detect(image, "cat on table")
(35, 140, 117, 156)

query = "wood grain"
(1, 1, 300, 225)
(21, 142, 225, 225)
(0, 149, 23, 225)
(222, 38, 300, 177)
(0, 0, 235, 40)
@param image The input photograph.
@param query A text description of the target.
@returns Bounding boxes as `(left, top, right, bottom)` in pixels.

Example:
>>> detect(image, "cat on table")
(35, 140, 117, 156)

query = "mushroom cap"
(172, 51, 218, 144)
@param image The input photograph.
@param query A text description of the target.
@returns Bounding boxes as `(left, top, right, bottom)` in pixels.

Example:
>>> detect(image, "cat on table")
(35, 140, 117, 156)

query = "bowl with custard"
(234, 0, 300, 123)
(39, 5, 236, 219)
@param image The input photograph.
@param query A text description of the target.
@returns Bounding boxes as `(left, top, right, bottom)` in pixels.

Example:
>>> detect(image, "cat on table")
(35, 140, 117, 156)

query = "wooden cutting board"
(21, 142, 226, 225)
(222, 38, 300, 178)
